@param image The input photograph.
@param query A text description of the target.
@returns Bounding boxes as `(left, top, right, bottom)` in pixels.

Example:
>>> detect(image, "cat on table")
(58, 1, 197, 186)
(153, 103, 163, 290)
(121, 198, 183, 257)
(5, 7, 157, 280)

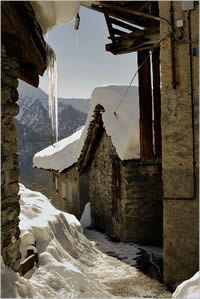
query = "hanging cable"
(114, 53, 151, 118)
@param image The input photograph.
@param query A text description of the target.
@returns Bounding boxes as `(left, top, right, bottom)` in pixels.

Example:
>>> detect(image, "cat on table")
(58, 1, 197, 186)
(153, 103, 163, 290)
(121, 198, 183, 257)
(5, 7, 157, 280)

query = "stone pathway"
(83, 228, 172, 298)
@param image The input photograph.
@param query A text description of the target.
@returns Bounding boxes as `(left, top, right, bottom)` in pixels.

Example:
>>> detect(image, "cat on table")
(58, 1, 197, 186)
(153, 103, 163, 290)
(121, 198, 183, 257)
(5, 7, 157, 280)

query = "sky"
(39, 6, 138, 99)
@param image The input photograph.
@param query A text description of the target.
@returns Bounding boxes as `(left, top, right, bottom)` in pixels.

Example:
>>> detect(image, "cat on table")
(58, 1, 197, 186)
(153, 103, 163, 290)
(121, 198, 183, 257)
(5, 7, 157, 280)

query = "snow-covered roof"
(33, 126, 84, 173)
(76, 85, 140, 163)
(30, 1, 80, 35)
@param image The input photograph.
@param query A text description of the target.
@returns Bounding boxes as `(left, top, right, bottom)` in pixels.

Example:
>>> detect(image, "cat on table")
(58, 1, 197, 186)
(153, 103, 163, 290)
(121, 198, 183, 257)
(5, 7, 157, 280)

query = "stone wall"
(1, 45, 21, 271)
(117, 161, 163, 245)
(89, 131, 163, 245)
(159, 1, 199, 286)
(89, 131, 117, 235)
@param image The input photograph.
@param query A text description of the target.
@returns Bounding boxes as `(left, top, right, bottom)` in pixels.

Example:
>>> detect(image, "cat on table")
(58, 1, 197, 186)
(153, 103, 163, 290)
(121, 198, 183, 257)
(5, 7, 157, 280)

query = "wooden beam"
(152, 48, 162, 160)
(99, 2, 161, 23)
(109, 17, 141, 32)
(19, 64, 39, 87)
(2, 2, 46, 76)
(81, 2, 155, 29)
(112, 27, 127, 36)
(104, 13, 115, 42)
(20, 253, 39, 276)
(137, 50, 154, 160)
(106, 37, 159, 55)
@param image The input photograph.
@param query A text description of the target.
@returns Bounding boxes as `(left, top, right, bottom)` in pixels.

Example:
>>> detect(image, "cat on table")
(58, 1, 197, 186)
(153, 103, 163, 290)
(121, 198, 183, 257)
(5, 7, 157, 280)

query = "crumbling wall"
(159, 1, 199, 286)
(1, 45, 21, 271)
(89, 131, 117, 235)
(89, 131, 163, 244)
(52, 169, 81, 220)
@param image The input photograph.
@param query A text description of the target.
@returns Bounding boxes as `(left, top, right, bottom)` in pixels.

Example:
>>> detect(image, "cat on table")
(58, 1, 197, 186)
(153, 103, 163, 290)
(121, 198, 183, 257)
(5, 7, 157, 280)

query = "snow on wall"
(33, 126, 84, 172)
(30, 1, 80, 35)
(76, 85, 140, 161)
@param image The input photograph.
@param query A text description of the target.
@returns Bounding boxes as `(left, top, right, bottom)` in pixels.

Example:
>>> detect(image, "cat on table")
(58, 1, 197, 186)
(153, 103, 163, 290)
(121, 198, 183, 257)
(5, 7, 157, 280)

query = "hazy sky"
(39, 6, 138, 99)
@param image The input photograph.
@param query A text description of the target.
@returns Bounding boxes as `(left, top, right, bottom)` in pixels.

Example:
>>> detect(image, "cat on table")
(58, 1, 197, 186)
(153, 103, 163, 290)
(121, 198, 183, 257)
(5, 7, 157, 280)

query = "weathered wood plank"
(109, 16, 141, 32)
(19, 64, 39, 87)
(137, 50, 154, 160)
(104, 13, 115, 42)
(20, 253, 39, 276)
(2, 2, 46, 76)
(152, 48, 162, 160)
(106, 39, 159, 55)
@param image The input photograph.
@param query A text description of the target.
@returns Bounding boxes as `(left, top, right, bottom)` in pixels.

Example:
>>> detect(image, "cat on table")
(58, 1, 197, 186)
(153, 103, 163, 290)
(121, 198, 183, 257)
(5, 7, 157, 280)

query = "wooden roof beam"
(109, 17, 141, 32)
(81, 2, 153, 29)
(106, 39, 159, 55)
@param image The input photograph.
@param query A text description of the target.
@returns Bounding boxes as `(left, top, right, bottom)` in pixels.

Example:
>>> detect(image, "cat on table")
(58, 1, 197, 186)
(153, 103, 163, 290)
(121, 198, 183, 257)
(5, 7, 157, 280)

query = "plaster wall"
(159, 1, 199, 286)
(52, 168, 81, 219)
(1, 45, 21, 271)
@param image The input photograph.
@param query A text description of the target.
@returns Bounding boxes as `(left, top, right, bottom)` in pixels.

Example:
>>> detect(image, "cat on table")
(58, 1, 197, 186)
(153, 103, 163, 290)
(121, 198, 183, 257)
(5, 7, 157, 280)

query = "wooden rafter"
(137, 50, 154, 161)
(2, 1, 47, 87)
(82, 1, 160, 54)
(152, 48, 162, 160)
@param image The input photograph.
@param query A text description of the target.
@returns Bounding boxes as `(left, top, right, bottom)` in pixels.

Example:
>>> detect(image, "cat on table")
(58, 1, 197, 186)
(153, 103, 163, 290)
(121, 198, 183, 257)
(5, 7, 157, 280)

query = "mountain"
(17, 80, 90, 113)
(16, 80, 90, 196)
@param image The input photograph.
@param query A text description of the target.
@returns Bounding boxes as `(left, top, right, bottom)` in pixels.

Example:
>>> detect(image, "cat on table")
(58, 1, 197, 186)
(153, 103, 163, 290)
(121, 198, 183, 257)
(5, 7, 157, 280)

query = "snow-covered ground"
(2, 185, 171, 298)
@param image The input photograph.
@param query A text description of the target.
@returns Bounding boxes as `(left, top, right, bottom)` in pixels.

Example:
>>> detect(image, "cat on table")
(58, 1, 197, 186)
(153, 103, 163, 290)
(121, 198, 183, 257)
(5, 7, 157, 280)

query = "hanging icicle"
(47, 44, 59, 144)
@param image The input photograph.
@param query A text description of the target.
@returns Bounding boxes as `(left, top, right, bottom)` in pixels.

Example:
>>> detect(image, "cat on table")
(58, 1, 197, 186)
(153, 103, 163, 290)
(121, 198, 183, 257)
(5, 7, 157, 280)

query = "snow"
(80, 203, 91, 228)
(33, 126, 84, 172)
(1, 184, 171, 298)
(30, 1, 80, 35)
(1, 184, 110, 298)
(172, 271, 200, 299)
(47, 44, 58, 143)
(75, 85, 140, 161)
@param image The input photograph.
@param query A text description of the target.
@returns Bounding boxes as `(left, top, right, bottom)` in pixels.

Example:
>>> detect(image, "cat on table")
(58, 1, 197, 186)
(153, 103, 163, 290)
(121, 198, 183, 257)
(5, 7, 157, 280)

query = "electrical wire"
(114, 53, 151, 118)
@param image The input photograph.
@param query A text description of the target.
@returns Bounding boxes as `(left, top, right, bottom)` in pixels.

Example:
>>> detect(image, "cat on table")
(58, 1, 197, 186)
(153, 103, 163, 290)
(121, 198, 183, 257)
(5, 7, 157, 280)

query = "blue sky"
(39, 6, 138, 99)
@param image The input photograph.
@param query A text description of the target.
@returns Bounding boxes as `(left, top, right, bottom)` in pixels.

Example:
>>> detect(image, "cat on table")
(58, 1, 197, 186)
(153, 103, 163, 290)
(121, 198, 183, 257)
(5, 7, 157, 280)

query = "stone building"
(1, 1, 47, 271)
(158, 1, 199, 286)
(33, 127, 89, 220)
(77, 86, 163, 245)
(1, 0, 199, 288)
(81, 1, 199, 287)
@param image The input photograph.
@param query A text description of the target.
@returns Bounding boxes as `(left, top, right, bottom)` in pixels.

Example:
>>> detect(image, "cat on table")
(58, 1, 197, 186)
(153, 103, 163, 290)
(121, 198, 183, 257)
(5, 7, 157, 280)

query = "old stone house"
(77, 86, 163, 245)
(33, 127, 89, 220)
(1, 0, 199, 288)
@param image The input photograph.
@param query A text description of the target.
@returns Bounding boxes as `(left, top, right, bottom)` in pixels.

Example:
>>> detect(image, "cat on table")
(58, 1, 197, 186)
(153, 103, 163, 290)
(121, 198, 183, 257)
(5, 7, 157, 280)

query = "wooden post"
(137, 49, 154, 160)
(152, 48, 162, 160)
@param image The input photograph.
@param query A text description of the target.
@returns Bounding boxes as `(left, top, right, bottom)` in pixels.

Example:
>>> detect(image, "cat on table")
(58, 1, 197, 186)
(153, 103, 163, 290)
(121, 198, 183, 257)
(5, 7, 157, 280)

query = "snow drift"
(1, 184, 110, 298)
(172, 271, 200, 299)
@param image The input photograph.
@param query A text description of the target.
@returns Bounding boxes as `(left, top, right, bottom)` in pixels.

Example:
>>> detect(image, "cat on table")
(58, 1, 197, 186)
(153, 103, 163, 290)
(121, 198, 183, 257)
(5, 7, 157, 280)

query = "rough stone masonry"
(1, 45, 21, 271)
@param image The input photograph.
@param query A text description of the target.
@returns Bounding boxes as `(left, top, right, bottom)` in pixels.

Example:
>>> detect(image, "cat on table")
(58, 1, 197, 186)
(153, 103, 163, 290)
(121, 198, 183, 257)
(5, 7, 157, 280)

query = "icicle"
(47, 44, 59, 144)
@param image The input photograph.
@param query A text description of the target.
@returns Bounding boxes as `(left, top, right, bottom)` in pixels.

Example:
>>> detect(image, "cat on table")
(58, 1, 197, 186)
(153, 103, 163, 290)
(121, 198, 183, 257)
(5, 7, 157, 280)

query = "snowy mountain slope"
(15, 81, 88, 186)
(18, 80, 90, 114)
